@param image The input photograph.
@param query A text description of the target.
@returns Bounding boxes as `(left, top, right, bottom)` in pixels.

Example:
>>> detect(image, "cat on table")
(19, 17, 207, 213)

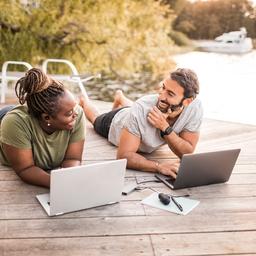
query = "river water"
(173, 50, 256, 125)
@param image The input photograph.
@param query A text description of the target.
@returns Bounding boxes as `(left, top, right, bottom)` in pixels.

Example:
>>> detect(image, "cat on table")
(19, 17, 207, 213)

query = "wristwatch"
(160, 126, 173, 137)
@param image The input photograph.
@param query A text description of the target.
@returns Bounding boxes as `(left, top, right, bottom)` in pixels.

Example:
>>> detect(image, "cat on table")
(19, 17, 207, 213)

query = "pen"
(171, 196, 183, 212)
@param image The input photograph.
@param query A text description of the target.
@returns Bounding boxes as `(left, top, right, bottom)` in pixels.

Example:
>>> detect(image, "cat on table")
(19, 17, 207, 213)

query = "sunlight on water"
(173, 51, 256, 125)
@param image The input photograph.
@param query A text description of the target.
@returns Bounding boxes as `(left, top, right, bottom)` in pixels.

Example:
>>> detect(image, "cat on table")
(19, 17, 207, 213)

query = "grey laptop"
(36, 159, 127, 216)
(155, 149, 241, 190)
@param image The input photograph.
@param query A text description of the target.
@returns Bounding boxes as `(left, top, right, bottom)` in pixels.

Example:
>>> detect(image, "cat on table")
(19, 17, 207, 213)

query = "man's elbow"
(180, 146, 196, 157)
(117, 153, 123, 160)
(117, 149, 135, 161)
(117, 151, 129, 160)
(175, 145, 195, 158)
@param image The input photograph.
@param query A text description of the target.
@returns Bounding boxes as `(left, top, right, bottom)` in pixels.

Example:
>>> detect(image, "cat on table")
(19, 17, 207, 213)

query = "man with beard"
(80, 68, 203, 178)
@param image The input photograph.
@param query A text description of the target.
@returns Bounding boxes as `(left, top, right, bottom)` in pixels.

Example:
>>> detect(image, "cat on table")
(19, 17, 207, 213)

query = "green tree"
(0, 0, 177, 78)
(173, 0, 256, 39)
(161, 0, 187, 15)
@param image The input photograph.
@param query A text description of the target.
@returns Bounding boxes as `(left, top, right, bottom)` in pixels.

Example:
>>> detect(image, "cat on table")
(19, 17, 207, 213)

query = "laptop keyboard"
(166, 177, 175, 185)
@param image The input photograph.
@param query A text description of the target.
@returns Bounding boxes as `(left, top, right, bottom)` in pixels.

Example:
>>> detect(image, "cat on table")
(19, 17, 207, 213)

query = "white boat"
(196, 28, 253, 54)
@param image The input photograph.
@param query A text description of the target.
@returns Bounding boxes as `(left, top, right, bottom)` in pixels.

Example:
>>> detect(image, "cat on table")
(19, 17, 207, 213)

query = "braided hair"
(15, 68, 65, 119)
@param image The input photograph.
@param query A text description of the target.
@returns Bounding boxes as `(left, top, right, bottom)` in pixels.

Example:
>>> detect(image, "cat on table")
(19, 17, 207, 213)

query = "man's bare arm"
(117, 128, 179, 177)
(147, 106, 199, 158)
(163, 130, 199, 158)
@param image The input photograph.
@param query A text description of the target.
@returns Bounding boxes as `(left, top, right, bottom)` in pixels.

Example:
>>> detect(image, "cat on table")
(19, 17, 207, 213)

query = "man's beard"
(156, 100, 170, 113)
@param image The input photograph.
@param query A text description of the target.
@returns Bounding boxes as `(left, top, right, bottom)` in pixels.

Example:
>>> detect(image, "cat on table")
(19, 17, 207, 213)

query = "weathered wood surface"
(1, 100, 256, 256)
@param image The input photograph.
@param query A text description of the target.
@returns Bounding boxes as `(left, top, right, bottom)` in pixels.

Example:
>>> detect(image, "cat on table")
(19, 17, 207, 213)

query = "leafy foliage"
(173, 0, 256, 39)
(168, 30, 190, 46)
(0, 0, 177, 78)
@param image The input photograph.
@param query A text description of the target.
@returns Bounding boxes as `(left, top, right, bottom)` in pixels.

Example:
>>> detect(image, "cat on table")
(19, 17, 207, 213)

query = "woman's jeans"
(0, 105, 16, 121)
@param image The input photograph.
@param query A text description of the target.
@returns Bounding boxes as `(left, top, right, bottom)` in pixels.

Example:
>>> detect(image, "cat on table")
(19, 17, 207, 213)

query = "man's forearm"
(164, 132, 194, 158)
(117, 151, 158, 172)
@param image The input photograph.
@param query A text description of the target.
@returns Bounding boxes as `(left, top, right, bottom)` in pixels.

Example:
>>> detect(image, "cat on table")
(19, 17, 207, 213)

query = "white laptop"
(36, 159, 127, 216)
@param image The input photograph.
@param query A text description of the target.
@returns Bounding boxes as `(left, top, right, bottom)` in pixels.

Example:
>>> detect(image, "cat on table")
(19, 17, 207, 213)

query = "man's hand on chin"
(147, 106, 169, 130)
(147, 106, 184, 130)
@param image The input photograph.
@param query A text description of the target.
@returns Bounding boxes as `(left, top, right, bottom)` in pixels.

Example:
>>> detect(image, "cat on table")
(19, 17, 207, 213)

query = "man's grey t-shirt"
(108, 94, 203, 153)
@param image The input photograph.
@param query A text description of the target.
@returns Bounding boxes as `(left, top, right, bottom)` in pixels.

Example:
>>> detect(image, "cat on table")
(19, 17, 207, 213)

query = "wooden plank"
(151, 231, 256, 256)
(0, 181, 49, 192)
(0, 166, 12, 171)
(0, 201, 145, 219)
(1, 183, 256, 204)
(0, 236, 154, 256)
(228, 173, 256, 184)
(1, 212, 256, 239)
(134, 173, 256, 185)
(197, 137, 256, 154)
(143, 197, 256, 215)
(233, 164, 256, 173)
(0, 191, 42, 204)
(125, 184, 256, 201)
(200, 124, 256, 139)
(0, 162, 252, 182)
(130, 172, 256, 185)
(0, 166, 140, 180)
(1, 173, 256, 195)
(0, 171, 18, 181)
(1, 196, 255, 220)
(127, 163, 256, 174)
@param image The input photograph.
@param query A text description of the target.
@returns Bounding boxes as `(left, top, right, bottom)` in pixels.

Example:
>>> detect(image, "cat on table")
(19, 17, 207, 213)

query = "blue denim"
(0, 105, 16, 121)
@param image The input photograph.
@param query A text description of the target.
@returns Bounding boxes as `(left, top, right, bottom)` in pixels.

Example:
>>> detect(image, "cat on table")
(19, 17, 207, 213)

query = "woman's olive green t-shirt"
(0, 105, 86, 170)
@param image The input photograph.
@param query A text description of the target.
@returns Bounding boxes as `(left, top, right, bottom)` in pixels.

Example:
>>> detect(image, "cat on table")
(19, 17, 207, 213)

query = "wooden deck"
(1, 100, 256, 256)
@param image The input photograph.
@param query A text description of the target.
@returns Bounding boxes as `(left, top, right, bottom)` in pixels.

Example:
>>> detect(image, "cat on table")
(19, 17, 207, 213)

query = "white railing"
(42, 59, 101, 101)
(0, 61, 33, 103)
(1, 59, 101, 103)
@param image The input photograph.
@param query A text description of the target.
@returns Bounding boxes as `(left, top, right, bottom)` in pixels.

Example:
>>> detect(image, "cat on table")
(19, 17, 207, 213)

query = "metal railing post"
(42, 59, 90, 101)
(1, 61, 32, 103)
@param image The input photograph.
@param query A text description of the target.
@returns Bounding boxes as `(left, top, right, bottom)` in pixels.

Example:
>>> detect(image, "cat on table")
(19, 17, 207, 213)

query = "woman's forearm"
(17, 166, 50, 188)
(61, 159, 82, 168)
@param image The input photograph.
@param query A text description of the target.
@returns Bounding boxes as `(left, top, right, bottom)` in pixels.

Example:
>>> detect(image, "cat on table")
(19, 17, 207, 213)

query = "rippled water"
(173, 51, 256, 125)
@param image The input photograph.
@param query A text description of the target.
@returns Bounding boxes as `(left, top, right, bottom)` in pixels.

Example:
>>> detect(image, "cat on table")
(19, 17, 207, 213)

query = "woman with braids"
(0, 68, 86, 187)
